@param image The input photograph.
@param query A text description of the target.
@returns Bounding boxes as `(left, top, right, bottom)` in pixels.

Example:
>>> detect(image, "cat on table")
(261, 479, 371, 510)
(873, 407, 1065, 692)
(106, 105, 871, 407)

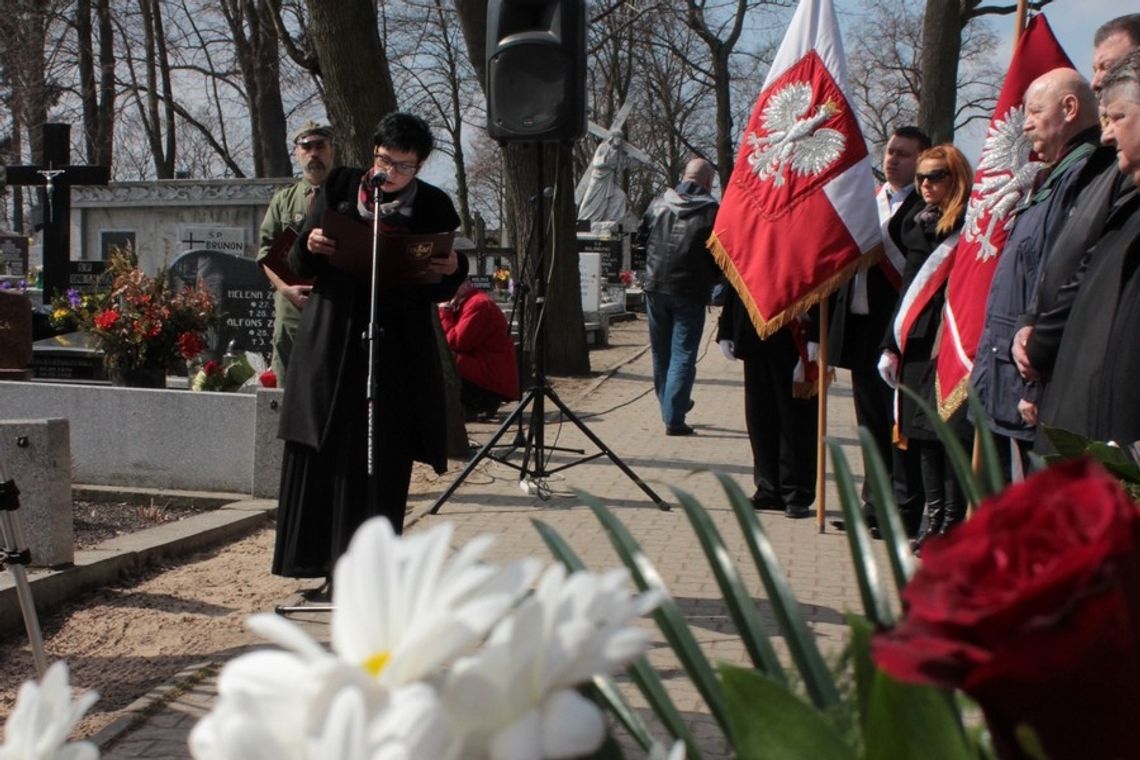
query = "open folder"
(259, 226, 316, 287)
(321, 209, 455, 284)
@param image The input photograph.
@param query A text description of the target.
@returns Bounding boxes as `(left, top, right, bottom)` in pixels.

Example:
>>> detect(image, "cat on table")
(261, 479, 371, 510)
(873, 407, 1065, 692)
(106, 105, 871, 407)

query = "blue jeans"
(645, 291, 706, 428)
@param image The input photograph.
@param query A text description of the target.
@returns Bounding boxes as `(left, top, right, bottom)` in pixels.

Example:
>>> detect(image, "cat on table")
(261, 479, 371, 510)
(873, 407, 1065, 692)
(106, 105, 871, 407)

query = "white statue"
(575, 101, 652, 227)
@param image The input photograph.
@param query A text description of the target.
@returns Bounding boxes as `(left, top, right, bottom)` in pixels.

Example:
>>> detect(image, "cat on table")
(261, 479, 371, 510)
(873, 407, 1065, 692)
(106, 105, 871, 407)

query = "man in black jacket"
(639, 158, 720, 436)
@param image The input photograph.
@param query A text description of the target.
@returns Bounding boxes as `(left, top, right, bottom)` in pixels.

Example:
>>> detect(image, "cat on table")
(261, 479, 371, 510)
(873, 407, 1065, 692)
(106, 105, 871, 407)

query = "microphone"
(367, 170, 389, 188)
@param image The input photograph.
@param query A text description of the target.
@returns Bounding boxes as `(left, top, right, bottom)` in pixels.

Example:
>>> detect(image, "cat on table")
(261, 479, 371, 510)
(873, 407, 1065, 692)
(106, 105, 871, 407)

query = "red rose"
(872, 459, 1140, 759)
(178, 331, 205, 360)
(93, 308, 120, 330)
(258, 369, 277, 388)
(203, 360, 221, 375)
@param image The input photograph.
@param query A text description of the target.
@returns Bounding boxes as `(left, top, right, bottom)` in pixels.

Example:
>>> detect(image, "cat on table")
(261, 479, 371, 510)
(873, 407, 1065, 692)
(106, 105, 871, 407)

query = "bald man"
(639, 157, 720, 435)
(972, 68, 1106, 478)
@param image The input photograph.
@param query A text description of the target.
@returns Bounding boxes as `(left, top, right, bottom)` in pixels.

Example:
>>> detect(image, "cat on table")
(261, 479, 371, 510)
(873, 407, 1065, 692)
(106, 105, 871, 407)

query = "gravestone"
(0, 234, 29, 277)
(577, 234, 629, 284)
(0, 290, 33, 380)
(169, 250, 274, 362)
(66, 260, 107, 293)
(579, 252, 602, 313)
(29, 331, 106, 382)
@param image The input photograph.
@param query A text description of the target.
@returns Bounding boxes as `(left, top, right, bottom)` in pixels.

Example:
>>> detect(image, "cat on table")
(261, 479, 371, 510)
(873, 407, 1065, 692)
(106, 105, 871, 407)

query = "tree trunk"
(917, 0, 962, 145)
(712, 49, 735, 186)
(304, 0, 397, 166)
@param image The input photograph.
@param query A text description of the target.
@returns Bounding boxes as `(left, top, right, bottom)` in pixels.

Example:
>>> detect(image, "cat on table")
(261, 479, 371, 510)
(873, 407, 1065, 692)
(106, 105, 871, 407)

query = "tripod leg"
(541, 387, 669, 510)
(429, 389, 539, 514)
(0, 498, 49, 678)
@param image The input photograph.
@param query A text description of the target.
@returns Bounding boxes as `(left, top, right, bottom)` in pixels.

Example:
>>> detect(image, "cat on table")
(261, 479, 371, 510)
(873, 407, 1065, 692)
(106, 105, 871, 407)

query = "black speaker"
(486, 0, 586, 142)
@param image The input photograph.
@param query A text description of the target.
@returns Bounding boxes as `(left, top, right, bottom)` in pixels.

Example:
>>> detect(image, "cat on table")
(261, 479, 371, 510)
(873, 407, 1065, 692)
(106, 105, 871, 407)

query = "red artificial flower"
(178, 331, 205, 360)
(202, 360, 221, 376)
(872, 459, 1140, 759)
(93, 309, 120, 330)
(259, 369, 277, 388)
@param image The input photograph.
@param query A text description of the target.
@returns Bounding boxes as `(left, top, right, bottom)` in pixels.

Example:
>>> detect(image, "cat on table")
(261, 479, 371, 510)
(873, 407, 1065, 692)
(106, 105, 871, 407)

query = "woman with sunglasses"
(879, 144, 974, 550)
(272, 112, 467, 593)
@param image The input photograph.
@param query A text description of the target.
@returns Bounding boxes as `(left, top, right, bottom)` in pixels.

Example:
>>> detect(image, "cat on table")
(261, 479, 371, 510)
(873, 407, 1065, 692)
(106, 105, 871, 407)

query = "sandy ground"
(0, 316, 648, 741)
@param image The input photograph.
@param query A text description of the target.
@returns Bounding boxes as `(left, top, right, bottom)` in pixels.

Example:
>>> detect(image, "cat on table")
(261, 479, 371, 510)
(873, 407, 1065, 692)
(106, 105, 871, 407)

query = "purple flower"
(67, 288, 81, 307)
(0, 281, 9, 290)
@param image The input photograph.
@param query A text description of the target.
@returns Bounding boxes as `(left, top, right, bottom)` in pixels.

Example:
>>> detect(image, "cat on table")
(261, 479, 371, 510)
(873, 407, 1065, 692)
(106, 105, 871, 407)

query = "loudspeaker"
(486, 0, 586, 142)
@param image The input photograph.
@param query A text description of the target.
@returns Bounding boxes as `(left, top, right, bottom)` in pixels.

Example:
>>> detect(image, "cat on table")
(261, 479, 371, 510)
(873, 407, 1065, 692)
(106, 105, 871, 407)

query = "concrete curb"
(0, 494, 276, 636)
(89, 660, 219, 751)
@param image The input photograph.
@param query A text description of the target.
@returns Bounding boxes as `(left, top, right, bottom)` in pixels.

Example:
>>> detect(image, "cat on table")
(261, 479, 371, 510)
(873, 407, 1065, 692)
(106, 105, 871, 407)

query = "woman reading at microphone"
(272, 112, 466, 593)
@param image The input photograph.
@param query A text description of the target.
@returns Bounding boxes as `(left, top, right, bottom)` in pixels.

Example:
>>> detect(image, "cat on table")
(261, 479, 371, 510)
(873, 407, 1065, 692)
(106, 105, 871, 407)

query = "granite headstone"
(0, 290, 33, 380)
(168, 249, 274, 362)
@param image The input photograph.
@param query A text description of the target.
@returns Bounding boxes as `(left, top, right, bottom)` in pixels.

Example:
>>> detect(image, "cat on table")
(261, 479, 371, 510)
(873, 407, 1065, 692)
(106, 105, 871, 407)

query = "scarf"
(357, 168, 418, 222)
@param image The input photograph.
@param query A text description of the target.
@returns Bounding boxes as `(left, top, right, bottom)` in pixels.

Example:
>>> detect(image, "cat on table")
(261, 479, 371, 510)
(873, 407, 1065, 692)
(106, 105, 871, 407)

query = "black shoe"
(687, 399, 695, 412)
(666, 424, 695, 436)
(785, 504, 812, 519)
(301, 579, 333, 602)
(750, 492, 784, 511)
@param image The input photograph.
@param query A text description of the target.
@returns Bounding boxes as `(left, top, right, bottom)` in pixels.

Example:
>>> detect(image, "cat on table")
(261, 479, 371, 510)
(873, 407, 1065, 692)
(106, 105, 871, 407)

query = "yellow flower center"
(362, 650, 391, 678)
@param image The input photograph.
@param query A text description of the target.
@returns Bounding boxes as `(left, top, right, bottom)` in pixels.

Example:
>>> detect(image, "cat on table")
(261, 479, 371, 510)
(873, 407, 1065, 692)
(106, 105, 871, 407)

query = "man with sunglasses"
(257, 120, 337, 384)
(272, 112, 466, 589)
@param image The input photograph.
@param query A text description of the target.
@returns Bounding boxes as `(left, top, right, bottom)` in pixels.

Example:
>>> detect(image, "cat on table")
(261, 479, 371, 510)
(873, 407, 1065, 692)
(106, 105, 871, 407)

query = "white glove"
(806, 341, 819, 362)
(719, 339, 736, 361)
(877, 350, 899, 389)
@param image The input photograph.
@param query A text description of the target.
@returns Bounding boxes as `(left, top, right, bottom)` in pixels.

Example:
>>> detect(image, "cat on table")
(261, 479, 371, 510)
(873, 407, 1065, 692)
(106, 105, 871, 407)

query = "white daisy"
(0, 661, 99, 760)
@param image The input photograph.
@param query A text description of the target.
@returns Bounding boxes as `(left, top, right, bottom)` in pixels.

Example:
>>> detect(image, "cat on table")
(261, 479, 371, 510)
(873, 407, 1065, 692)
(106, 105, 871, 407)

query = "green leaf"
(828, 441, 894, 626)
(1041, 425, 1094, 459)
(845, 614, 876, 739)
(671, 486, 786, 683)
(714, 472, 840, 710)
(720, 663, 854, 760)
(966, 390, 1004, 497)
(534, 519, 692, 755)
(864, 671, 972, 760)
(1085, 442, 1140, 483)
(856, 428, 916, 595)
(898, 384, 983, 507)
(577, 491, 731, 736)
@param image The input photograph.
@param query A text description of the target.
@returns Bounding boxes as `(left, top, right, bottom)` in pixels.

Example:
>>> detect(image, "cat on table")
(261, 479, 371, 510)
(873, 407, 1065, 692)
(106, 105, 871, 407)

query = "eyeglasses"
(296, 138, 329, 152)
(373, 152, 420, 176)
(916, 169, 950, 184)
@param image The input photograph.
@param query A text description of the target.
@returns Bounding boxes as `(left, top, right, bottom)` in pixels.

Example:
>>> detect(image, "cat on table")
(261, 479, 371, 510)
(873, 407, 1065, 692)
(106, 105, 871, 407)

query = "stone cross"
(3, 123, 110, 298)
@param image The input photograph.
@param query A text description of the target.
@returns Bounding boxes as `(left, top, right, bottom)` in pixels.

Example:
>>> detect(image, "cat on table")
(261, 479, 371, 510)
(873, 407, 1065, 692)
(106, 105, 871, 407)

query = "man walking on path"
(257, 120, 336, 384)
(639, 157, 720, 436)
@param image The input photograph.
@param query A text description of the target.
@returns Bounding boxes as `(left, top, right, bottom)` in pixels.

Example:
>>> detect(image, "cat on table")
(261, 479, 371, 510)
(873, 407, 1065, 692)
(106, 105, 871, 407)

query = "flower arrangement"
(49, 246, 215, 372)
(619, 269, 634, 287)
(492, 266, 511, 290)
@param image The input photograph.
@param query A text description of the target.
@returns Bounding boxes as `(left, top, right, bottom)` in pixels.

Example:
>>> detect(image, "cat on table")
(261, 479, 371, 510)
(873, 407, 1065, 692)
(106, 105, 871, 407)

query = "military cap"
(292, 120, 333, 144)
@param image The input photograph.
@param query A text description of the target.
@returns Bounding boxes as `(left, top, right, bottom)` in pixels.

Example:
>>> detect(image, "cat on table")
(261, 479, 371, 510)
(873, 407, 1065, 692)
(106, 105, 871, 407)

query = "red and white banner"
(708, 0, 879, 337)
(933, 15, 1071, 418)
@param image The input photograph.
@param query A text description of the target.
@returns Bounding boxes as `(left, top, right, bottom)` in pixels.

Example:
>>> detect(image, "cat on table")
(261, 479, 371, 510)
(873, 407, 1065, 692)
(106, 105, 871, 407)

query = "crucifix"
(3, 123, 110, 298)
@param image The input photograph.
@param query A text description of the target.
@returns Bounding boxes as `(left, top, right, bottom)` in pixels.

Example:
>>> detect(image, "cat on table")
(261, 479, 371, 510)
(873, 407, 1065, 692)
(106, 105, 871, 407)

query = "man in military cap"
(257, 120, 336, 384)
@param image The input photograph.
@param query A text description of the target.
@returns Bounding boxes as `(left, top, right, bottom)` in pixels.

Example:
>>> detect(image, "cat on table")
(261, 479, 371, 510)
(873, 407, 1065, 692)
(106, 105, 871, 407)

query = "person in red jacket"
(439, 279, 520, 419)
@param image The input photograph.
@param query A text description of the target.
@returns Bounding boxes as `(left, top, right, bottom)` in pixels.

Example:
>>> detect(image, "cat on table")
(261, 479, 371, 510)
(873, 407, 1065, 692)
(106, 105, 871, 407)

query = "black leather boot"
(939, 495, 967, 535)
(910, 499, 945, 554)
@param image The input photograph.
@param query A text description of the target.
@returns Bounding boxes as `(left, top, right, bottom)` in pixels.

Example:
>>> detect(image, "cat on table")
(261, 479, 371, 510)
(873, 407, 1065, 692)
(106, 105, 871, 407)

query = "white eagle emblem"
(963, 106, 1046, 260)
(746, 82, 845, 187)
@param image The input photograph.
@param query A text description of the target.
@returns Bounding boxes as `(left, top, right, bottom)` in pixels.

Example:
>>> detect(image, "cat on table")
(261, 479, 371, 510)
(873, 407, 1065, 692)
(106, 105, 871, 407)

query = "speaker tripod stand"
(430, 145, 666, 514)
(1, 460, 49, 678)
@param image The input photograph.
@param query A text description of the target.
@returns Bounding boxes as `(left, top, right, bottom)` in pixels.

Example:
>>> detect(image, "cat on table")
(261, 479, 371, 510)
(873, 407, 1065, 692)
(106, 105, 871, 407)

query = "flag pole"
(1013, 0, 1028, 47)
(816, 298, 829, 533)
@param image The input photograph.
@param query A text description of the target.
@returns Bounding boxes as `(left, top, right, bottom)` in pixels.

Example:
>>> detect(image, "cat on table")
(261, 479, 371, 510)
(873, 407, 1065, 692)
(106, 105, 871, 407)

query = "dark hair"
(1095, 14, 1140, 48)
(892, 125, 932, 151)
(372, 113, 435, 161)
(1101, 48, 1140, 101)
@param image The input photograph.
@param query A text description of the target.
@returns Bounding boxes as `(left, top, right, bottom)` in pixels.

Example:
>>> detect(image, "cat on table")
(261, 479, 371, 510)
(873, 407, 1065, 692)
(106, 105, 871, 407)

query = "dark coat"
(1037, 186, 1140, 448)
(829, 189, 921, 369)
(640, 182, 720, 303)
(1022, 158, 1131, 377)
(884, 202, 966, 441)
(278, 168, 464, 473)
(972, 134, 1099, 440)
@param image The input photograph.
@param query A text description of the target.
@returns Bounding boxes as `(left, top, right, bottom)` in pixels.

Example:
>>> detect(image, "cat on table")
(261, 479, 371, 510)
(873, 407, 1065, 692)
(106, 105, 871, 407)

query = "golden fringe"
(792, 368, 836, 399)
(709, 233, 883, 339)
(936, 374, 969, 421)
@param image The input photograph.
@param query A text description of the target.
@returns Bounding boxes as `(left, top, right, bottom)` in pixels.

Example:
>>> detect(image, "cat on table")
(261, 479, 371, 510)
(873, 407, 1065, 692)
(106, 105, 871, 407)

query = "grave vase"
(109, 364, 167, 388)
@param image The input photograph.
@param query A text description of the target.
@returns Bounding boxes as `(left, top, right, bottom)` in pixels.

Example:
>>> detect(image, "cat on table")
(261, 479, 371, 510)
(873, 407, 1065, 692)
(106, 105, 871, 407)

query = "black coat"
(1038, 186, 1140, 449)
(884, 202, 966, 441)
(278, 168, 464, 473)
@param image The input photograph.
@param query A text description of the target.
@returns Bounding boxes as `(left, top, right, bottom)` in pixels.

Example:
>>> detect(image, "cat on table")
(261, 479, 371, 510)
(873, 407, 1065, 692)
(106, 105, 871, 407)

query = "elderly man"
(1035, 50, 1140, 449)
(1012, 15, 1139, 439)
(971, 69, 1103, 479)
(257, 120, 336, 384)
